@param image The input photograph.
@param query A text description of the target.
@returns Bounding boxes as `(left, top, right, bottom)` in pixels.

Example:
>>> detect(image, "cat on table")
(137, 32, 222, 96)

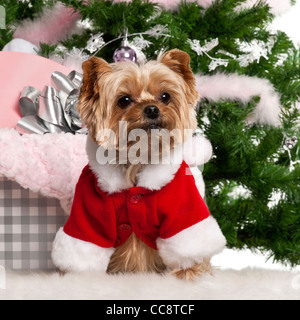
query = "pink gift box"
(0, 51, 71, 129)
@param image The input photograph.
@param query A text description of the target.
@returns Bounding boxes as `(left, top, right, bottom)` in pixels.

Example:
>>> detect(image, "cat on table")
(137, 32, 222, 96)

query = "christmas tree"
(1, 0, 299, 266)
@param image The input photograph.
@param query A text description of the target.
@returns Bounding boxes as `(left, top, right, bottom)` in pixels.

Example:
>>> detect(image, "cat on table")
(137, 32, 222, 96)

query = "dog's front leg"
(170, 258, 212, 281)
(157, 216, 226, 281)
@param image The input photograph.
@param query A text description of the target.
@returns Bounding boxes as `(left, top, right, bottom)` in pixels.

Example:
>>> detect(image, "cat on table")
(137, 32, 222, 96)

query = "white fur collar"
(86, 136, 184, 193)
(86, 133, 212, 194)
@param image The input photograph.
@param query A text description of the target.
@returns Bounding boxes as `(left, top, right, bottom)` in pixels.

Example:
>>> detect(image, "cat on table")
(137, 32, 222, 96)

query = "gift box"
(0, 51, 72, 129)
(0, 52, 88, 270)
(0, 127, 88, 271)
(0, 176, 67, 270)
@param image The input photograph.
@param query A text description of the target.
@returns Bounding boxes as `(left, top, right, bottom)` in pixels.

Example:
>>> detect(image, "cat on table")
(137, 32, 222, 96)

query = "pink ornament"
(113, 46, 137, 62)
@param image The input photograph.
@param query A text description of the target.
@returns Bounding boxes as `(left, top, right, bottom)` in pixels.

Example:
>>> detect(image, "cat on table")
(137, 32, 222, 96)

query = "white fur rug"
(1, 268, 299, 300)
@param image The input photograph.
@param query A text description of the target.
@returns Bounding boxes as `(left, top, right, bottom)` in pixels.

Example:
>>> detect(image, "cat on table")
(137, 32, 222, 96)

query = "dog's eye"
(118, 96, 132, 108)
(160, 92, 170, 104)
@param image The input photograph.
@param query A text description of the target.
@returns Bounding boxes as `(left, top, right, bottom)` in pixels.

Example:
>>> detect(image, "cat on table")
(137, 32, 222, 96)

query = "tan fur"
(170, 258, 212, 281)
(78, 50, 199, 147)
(122, 163, 143, 186)
(107, 233, 166, 274)
(78, 49, 208, 281)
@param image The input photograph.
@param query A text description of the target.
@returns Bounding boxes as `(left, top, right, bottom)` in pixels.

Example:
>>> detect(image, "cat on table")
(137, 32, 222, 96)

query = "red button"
(118, 223, 131, 231)
(130, 194, 142, 204)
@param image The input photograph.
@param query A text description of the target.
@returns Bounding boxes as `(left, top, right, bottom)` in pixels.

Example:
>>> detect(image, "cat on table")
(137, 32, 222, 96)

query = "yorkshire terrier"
(52, 49, 226, 281)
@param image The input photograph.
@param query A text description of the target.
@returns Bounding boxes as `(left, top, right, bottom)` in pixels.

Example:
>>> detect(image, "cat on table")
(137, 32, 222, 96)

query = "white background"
(272, 0, 300, 47)
(212, 1, 300, 271)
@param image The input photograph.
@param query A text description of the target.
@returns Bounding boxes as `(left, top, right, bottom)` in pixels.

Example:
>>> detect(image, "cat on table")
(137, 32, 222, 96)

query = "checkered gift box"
(0, 176, 67, 270)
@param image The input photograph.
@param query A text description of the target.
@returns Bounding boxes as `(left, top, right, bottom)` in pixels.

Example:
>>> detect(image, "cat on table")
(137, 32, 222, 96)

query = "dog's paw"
(170, 258, 212, 281)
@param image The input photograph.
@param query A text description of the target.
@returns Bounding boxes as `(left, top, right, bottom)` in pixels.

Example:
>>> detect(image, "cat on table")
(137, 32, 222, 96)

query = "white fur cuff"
(51, 228, 115, 272)
(183, 135, 213, 167)
(156, 216, 226, 270)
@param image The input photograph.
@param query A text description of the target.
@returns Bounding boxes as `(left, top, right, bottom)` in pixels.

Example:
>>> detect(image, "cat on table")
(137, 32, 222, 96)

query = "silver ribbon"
(16, 71, 87, 134)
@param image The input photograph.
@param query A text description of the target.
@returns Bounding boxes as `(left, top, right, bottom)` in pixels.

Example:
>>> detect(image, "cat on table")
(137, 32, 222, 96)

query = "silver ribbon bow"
(16, 71, 87, 134)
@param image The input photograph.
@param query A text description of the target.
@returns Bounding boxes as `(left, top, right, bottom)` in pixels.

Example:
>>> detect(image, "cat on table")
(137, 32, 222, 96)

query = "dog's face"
(78, 49, 199, 160)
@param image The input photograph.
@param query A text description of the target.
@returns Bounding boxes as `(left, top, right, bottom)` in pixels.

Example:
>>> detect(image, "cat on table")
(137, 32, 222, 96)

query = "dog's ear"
(160, 49, 199, 106)
(80, 57, 112, 100)
(78, 57, 113, 142)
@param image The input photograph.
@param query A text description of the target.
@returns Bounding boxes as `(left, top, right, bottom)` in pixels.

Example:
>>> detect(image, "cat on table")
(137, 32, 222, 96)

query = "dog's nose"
(144, 105, 160, 119)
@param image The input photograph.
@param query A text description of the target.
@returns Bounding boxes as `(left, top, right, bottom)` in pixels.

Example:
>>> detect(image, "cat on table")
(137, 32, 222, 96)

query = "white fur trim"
(136, 141, 183, 190)
(137, 136, 212, 191)
(196, 73, 282, 127)
(183, 135, 213, 167)
(189, 166, 205, 198)
(86, 135, 133, 193)
(87, 135, 210, 193)
(51, 228, 115, 272)
(157, 216, 226, 270)
(136, 162, 181, 191)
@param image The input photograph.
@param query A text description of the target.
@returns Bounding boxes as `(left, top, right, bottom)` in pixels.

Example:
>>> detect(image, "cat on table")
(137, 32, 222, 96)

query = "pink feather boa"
(13, 2, 81, 47)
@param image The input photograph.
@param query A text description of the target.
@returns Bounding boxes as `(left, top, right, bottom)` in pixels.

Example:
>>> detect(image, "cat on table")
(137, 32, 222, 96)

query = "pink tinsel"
(13, 2, 81, 47)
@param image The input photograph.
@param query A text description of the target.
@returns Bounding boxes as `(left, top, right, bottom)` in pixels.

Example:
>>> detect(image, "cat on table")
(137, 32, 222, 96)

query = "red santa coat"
(63, 161, 210, 250)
